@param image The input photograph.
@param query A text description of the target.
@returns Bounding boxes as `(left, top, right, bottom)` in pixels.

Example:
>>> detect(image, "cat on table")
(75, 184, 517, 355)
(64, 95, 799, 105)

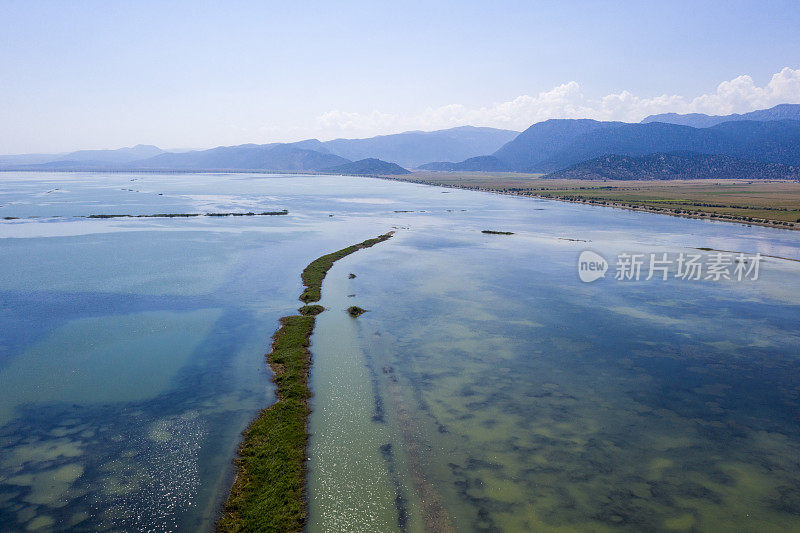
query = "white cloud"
(690, 68, 800, 114)
(315, 67, 800, 136)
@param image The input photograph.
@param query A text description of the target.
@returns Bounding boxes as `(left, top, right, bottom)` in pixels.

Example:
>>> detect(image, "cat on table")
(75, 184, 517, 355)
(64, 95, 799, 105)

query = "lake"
(1, 172, 799, 532)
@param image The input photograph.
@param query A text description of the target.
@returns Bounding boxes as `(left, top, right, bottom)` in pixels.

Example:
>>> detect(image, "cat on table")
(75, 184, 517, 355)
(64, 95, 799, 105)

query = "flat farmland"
(384, 173, 800, 227)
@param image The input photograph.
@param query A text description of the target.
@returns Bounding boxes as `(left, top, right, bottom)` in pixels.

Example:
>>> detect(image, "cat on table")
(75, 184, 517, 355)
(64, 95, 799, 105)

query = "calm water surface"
(1, 172, 799, 532)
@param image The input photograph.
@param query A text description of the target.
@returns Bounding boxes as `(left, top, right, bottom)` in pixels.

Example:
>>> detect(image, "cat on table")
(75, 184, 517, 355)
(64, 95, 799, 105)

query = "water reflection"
(342, 229, 800, 532)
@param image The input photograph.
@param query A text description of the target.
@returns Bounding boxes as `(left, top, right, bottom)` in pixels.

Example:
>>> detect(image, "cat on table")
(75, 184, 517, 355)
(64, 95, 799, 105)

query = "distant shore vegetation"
(381, 174, 800, 229)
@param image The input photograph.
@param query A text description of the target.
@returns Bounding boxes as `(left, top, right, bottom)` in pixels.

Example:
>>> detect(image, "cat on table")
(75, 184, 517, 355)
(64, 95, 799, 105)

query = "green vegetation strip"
(300, 233, 394, 303)
(218, 231, 394, 533)
(87, 210, 288, 219)
(1, 211, 289, 221)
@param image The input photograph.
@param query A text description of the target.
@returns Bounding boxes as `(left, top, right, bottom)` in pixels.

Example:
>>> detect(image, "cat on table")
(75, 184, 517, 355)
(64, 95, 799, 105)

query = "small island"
(347, 306, 367, 317)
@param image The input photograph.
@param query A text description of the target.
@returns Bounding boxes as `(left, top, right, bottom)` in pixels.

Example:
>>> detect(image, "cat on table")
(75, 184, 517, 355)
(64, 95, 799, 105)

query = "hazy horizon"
(2, 1, 800, 154)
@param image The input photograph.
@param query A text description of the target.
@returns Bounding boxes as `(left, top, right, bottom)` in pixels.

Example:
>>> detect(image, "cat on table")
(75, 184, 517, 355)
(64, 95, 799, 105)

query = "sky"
(1, 0, 800, 154)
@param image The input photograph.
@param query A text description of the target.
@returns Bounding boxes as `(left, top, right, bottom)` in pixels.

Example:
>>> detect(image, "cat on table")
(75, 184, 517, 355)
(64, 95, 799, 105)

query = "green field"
(384, 173, 800, 227)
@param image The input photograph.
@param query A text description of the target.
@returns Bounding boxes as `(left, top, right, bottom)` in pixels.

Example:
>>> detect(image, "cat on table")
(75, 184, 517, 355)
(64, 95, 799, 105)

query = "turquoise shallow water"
(343, 235, 800, 532)
(312, 200, 800, 532)
(1, 172, 799, 531)
(0, 171, 433, 530)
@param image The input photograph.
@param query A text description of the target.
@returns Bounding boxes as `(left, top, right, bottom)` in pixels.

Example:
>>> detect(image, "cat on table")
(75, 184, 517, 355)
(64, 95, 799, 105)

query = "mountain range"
(321, 126, 519, 168)
(641, 103, 800, 128)
(490, 118, 800, 172)
(2, 104, 800, 179)
(545, 152, 800, 180)
(422, 105, 800, 175)
(0, 144, 164, 166)
(0, 126, 517, 174)
(134, 142, 351, 172)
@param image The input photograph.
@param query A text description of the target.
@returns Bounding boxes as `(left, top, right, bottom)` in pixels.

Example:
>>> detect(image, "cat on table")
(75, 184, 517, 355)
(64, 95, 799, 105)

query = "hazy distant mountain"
(289, 139, 333, 153)
(0, 144, 163, 167)
(0, 127, 519, 172)
(133, 142, 350, 171)
(0, 127, 518, 171)
(418, 156, 512, 172)
(545, 152, 800, 180)
(5, 106, 800, 177)
(642, 104, 800, 128)
(0, 153, 66, 166)
(11, 160, 124, 170)
(322, 126, 519, 168)
(59, 144, 164, 163)
(322, 158, 410, 175)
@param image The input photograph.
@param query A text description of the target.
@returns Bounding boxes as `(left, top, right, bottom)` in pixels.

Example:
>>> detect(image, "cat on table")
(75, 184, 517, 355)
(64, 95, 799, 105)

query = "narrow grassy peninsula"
(218, 231, 394, 532)
(481, 230, 514, 235)
(299, 233, 393, 303)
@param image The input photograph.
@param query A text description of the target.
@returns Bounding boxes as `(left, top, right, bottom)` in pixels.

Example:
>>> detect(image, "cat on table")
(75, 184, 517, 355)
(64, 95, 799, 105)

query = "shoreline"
(374, 175, 800, 231)
(217, 232, 394, 532)
(6, 168, 795, 231)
